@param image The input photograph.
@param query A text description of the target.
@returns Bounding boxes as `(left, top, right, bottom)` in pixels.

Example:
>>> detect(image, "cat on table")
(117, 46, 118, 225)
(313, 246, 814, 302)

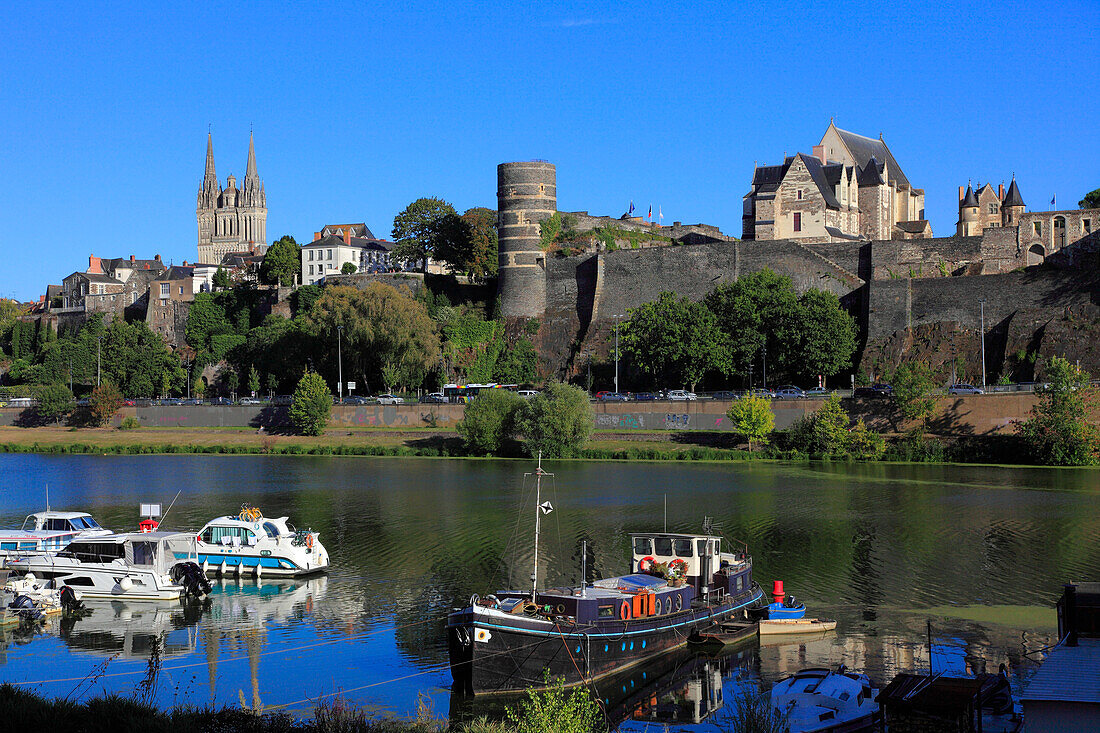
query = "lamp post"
(613, 315, 624, 394)
(96, 336, 102, 387)
(979, 298, 987, 390)
(337, 325, 344, 403)
(762, 343, 767, 391)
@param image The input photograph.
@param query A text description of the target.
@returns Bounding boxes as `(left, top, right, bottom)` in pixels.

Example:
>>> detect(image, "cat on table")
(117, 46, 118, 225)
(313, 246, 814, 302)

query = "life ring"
(619, 600, 631, 620)
(555, 604, 566, 615)
(668, 558, 687, 580)
(638, 556, 657, 573)
(674, 593, 683, 612)
(306, 534, 314, 549)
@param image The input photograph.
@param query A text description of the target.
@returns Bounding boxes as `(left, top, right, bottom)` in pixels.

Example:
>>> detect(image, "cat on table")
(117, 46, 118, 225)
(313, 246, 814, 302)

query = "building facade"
(956, 178, 1026, 236)
(197, 132, 267, 264)
(60, 254, 166, 319)
(302, 227, 394, 286)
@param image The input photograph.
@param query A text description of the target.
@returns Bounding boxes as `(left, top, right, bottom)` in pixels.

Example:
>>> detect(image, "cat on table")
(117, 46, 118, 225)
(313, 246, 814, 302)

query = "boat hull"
(759, 618, 836, 635)
(449, 587, 764, 695)
(193, 551, 328, 578)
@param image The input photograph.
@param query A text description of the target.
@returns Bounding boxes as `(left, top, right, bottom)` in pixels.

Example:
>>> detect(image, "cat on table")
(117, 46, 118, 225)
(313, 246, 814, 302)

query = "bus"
(442, 383, 519, 403)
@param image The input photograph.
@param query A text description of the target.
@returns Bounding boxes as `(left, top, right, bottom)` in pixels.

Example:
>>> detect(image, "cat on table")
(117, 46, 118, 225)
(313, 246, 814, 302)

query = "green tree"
(891, 361, 938, 428)
(448, 207, 499, 279)
(289, 371, 332, 436)
(458, 388, 523, 455)
(35, 383, 74, 425)
(788, 394, 850, 455)
(1080, 188, 1100, 209)
(212, 267, 231, 290)
(727, 394, 774, 451)
(391, 197, 461, 274)
(259, 235, 301, 286)
(291, 284, 322, 318)
(514, 382, 594, 458)
(248, 365, 260, 395)
(99, 320, 186, 398)
(621, 292, 729, 390)
(305, 284, 440, 394)
(792, 289, 858, 382)
(341, 262, 357, 274)
(89, 382, 123, 427)
(847, 419, 886, 460)
(1016, 356, 1099, 465)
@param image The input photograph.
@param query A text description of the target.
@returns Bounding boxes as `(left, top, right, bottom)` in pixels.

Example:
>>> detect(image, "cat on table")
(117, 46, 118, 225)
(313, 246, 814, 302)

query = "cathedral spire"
(204, 132, 217, 181)
(245, 130, 258, 180)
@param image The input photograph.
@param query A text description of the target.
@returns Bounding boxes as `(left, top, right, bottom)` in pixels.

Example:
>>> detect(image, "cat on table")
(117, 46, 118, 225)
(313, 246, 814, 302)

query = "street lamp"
(96, 336, 102, 387)
(337, 325, 344, 403)
(613, 315, 624, 393)
(978, 299, 987, 389)
(762, 343, 767, 390)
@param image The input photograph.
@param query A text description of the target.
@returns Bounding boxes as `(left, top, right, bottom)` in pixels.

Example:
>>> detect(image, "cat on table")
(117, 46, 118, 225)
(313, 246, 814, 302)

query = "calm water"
(0, 456, 1096, 728)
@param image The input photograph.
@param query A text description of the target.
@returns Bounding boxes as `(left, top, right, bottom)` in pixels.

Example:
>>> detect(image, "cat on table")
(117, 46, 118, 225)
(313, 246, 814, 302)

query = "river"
(0, 455, 1095, 728)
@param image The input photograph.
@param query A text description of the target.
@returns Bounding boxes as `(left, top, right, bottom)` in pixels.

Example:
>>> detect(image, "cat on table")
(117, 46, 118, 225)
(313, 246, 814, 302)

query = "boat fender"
(638, 556, 657, 573)
(119, 576, 133, 592)
(619, 600, 631, 621)
(469, 594, 480, 608)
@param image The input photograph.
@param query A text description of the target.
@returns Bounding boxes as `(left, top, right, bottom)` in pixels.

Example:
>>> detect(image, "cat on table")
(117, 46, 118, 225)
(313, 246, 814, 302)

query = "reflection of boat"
(760, 618, 837, 635)
(759, 630, 835, 648)
(448, 456, 766, 695)
(1, 511, 112, 563)
(191, 506, 328, 578)
(770, 666, 878, 732)
(8, 532, 212, 601)
(689, 620, 758, 649)
(56, 600, 206, 659)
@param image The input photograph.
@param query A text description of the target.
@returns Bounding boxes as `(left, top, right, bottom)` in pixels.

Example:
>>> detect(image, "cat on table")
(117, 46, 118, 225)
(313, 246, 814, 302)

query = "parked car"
(710, 391, 738, 401)
(122, 399, 135, 407)
(272, 395, 293, 406)
(774, 386, 807, 400)
(420, 392, 445, 404)
(948, 383, 984, 395)
(239, 397, 264, 405)
(182, 398, 203, 406)
(667, 390, 697, 401)
(746, 388, 776, 399)
(633, 392, 657, 401)
(599, 392, 630, 402)
(594, 391, 611, 401)
(805, 387, 830, 397)
(376, 394, 404, 405)
(517, 390, 540, 398)
(207, 397, 233, 406)
(854, 383, 893, 398)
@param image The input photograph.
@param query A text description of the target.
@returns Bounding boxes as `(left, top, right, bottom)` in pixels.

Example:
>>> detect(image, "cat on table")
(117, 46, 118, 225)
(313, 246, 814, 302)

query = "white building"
(301, 224, 394, 286)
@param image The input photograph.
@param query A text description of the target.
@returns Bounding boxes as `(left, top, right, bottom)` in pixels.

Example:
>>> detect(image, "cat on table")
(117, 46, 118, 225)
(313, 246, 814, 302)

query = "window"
(598, 605, 614, 618)
(308, 250, 314, 261)
(263, 522, 281, 538)
(131, 541, 156, 565)
(308, 265, 314, 275)
(654, 537, 673, 557)
(160, 283, 169, 297)
(179, 287, 183, 295)
(1034, 221, 1042, 235)
(793, 212, 802, 232)
(1084, 219, 1092, 234)
(46, 518, 69, 531)
(633, 537, 652, 555)
(797, 189, 803, 200)
(0, 542, 15, 551)
(328, 249, 333, 259)
(673, 539, 693, 557)
(989, 203, 999, 214)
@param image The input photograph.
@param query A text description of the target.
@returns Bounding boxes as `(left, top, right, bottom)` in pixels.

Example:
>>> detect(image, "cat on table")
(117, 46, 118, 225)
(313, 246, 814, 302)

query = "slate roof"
(797, 154, 841, 209)
(101, 257, 164, 272)
(750, 163, 787, 193)
(306, 233, 393, 252)
(962, 185, 979, 207)
(1022, 638, 1100, 704)
(834, 127, 911, 189)
(824, 226, 862, 241)
(78, 272, 123, 284)
(1004, 177, 1025, 207)
(858, 156, 886, 186)
(896, 220, 931, 234)
(161, 266, 195, 281)
(321, 223, 377, 239)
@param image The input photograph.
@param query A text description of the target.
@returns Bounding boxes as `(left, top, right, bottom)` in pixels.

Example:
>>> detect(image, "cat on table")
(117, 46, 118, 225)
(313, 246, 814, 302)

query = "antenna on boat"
(526, 452, 554, 604)
(45, 483, 50, 513)
(664, 494, 667, 532)
(580, 539, 587, 598)
(158, 489, 183, 529)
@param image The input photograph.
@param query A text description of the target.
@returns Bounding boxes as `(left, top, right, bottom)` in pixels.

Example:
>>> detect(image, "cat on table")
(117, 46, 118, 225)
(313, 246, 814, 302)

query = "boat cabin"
(58, 532, 197, 573)
(630, 532, 754, 603)
(0, 529, 77, 556)
(20, 511, 111, 537)
(198, 515, 296, 547)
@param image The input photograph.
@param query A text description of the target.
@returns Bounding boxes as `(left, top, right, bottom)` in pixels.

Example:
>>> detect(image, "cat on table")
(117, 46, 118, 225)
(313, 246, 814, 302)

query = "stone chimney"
(130, 254, 135, 263)
(343, 229, 351, 245)
(154, 254, 161, 261)
(88, 255, 102, 273)
(958, 185, 965, 203)
(998, 183, 1005, 200)
(812, 144, 826, 163)
(314, 232, 321, 241)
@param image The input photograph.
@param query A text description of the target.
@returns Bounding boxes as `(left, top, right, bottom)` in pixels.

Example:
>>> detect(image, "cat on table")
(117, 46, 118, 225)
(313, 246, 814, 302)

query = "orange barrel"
(772, 579, 785, 604)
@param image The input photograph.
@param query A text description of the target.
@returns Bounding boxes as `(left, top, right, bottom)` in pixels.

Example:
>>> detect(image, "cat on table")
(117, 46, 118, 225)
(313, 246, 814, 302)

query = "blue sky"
(1, 1, 1096, 300)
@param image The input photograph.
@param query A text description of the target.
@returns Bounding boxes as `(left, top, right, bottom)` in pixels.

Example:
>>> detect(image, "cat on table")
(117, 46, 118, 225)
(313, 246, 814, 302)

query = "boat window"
(654, 538, 673, 557)
(131, 541, 156, 565)
(633, 537, 652, 555)
(735, 576, 744, 591)
(818, 712, 835, 721)
(263, 522, 280, 538)
(673, 539, 693, 557)
(66, 577, 95, 586)
(19, 542, 37, 551)
(73, 516, 100, 530)
(697, 539, 708, 556)
(21, 516, 34, 530)
(598, 605, 615, 618)
(46, 518, 69, 531)
(0, 542, 16, 551)
(202, 526, 252, 544)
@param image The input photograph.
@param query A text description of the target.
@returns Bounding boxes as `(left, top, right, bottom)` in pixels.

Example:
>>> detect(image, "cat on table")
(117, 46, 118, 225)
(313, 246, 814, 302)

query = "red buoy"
(772, 579, 785, 605)
(139, 519, 159, 533)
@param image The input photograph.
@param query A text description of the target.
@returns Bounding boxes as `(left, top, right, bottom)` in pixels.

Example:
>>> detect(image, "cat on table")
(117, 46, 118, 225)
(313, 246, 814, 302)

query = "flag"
(647, 205, 652, 221)
(628, 200, 635, 215)
(539, 501, 554, 515)
(1051, 195, 1057, 208)
(658, 205, 663, 224)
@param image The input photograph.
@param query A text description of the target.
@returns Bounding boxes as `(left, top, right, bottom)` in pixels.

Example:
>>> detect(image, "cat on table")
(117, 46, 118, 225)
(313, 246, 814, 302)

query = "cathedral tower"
(197, 132, 267, 263)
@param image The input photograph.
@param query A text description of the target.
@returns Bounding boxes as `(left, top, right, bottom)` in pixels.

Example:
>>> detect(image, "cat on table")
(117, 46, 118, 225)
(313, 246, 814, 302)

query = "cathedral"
(196, 132, 267, 263)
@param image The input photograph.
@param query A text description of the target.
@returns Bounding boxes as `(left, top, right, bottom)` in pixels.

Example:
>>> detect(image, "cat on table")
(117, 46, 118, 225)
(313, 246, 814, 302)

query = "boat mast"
(530, 452, 553, 604)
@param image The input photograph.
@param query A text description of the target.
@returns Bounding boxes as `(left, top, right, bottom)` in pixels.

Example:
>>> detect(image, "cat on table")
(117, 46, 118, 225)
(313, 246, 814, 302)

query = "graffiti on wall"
(664, 414, 690, 429)
(595, 413, 644, 429)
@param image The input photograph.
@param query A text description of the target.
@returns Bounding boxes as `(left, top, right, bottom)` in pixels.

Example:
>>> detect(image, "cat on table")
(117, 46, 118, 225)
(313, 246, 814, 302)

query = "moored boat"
(759, 618, 837, 635)
(447, 456, 766, 695)
(7, 532, 212, 601)
(1, 511, 113, 565)
(189, 505, 328, 578)
(770, 666, 878, 732)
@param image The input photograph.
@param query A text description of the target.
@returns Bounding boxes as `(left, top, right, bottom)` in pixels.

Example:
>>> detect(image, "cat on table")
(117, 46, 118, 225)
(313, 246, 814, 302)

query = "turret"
(496, 161, 556, 318)
(958, 183, 980, 236)
(1002, 176, 1026, 226)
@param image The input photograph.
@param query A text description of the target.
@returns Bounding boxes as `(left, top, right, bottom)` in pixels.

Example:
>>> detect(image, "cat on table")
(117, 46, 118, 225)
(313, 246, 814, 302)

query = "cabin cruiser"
(448, 457, 766, 695)
(1, 511, 112, 564)
(770, 666, 878, 732)
(7, 532, 212, 601)
(190, 506, 328, 578)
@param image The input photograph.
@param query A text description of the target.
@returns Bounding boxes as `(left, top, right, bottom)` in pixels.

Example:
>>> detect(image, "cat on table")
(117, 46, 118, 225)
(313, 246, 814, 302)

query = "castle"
(196, 132, 267, 264)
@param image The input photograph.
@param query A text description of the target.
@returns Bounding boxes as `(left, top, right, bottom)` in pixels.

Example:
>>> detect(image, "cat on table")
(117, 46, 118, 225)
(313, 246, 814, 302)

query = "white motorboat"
(771, 666, 878, 732)
(2, 573, 84, 622)
(7, 531, 212, 601)
(1, 511, 112, 564)
(191, 506, 328, 578)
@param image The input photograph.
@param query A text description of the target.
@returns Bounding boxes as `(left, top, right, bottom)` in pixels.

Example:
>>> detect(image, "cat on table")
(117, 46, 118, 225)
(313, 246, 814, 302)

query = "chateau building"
(302, 224, 394, 285)
(197, 132, 267, 263)
(743, 122, 931, 243)
(956, 178, 1025, 236)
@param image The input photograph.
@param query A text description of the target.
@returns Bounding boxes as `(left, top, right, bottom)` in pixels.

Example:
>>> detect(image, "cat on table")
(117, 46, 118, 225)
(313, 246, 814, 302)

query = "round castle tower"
(497, 161, 556, 318)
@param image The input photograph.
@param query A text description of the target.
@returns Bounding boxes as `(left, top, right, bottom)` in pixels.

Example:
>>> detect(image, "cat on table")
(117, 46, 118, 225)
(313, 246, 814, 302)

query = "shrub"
(457, 388, 522, 455)
(289, 371, 332, 436)
(505, 674, 605, 733)
(727, 395, 774, 451)
(1015, 356, 1099, 465)
(119, 417, 140, 431)
(514, 383, 594, 458)
(89, 383, 123, 427)
(847, 419, 886, 461)
(787, 395, 849, 456)
(35, 383, 74, 425)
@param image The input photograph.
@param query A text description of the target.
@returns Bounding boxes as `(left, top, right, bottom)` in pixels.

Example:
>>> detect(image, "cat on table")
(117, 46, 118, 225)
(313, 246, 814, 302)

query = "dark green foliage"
(392, 197, 462, 274)
(514, 383, 594, 458)
(341, 262, 358, 274)
(289, 371, 332, 436)
(99, 320, 186, 397)
(1080, 187, 1100, 209)
(212, 267, 231, 290)
(291, 284, 323, 318)
(457, 388, 523, 455)
(260, 235, 301, 286)
(621, 292, 728, 390)
(35, 383, 73, 424)
(1015, 356, 1099, 465)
